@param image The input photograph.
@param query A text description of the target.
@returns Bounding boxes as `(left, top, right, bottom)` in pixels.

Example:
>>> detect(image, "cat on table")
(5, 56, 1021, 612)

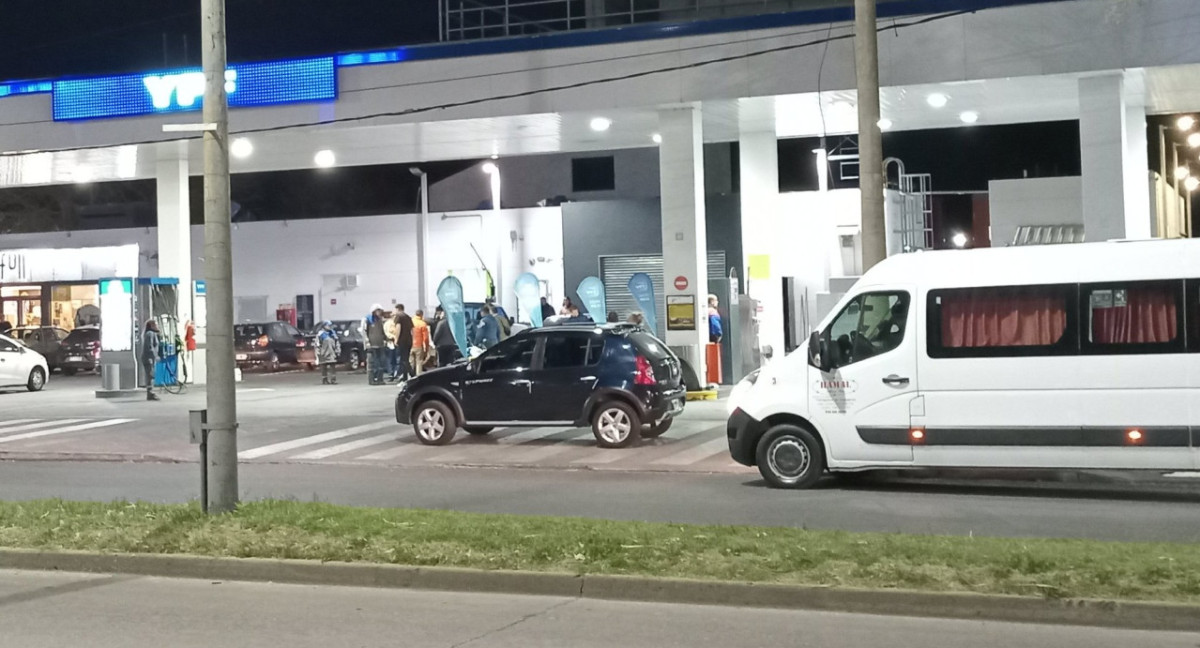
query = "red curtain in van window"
(1091, 287, 1177, 344)
(941, 291, 1067, 348)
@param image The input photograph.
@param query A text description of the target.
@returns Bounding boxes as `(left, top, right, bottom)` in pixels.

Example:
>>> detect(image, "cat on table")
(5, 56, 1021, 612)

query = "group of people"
(357, 304, 434, 386)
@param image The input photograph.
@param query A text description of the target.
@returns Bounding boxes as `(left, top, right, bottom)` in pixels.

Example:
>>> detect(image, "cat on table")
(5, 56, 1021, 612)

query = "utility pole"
(855, 0, 886, 270)
(202, 0, 238, 513)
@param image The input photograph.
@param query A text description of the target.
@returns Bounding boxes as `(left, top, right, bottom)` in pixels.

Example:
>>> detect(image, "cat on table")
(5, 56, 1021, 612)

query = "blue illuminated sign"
(52, 57, 337, 121)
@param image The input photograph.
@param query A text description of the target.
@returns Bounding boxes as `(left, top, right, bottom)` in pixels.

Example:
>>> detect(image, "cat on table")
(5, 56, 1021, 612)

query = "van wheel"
(755, 424, 825, 489)
(642, 418, 673, 438)
(464, 426, 493, 435)
(592, 401, 640, 448)
(413, 400, 457, 446)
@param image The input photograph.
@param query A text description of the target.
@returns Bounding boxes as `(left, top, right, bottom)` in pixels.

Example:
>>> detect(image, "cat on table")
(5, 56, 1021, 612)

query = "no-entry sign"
(674, 276, 689, 291)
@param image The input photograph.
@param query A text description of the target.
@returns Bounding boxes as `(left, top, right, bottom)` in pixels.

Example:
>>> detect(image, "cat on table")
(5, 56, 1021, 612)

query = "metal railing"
(440, 0, 860, 42)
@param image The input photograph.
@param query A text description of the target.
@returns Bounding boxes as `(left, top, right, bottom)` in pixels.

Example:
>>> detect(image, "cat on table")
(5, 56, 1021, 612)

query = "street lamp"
(410, 167, 429, 311)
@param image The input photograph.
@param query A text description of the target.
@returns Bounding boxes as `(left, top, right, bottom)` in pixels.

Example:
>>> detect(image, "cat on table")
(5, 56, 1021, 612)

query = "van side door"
(808, 288, 917, 466)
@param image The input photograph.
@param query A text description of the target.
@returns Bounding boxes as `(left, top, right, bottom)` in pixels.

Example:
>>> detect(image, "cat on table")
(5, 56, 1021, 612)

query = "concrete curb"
(1, 549, 1197, 632)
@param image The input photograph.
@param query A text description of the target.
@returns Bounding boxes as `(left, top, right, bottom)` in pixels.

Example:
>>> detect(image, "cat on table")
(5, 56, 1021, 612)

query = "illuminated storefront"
(0, 245, 139, 330)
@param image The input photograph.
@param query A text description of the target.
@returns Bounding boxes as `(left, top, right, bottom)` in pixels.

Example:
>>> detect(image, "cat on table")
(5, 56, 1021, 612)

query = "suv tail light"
(296, 339, 307, 348)
(635, 355, 656, 385)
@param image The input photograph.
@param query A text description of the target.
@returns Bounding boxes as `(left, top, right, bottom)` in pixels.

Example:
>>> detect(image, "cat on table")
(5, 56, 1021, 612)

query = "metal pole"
(1171, 142, 1181, 238)
(417, 172, 430, 310)
(1158, 125, 1167, 238)
(855, 0, 886, 270)
(202, 0, 238, 513)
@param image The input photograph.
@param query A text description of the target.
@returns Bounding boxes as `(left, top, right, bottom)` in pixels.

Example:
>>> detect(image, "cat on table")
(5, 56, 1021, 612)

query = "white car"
(0, 333, 49, 392)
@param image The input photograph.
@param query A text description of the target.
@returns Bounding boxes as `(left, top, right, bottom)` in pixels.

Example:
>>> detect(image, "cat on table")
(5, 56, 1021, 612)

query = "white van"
(727, 239, 1200, 488)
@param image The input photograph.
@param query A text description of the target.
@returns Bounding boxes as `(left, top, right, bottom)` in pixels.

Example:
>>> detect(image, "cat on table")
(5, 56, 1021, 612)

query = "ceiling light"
(959, 111, 980, 124)
(1174, 165, 1191, 181)
(589, 117, 612, 132)
(1188, 133, 1200, 149)
(482, 162, 498, 174)
(1186, 176, 1200, 192)
(1177, 115, 1196, 131)
(651, 133, 662, 144)
(877, 118, 893, 130)
(231, 138, 253, 159)
(490, 153, 499, 160)
(73, 167, 93, 184)
(926, 93, 949, 108)
(951, 232, 968, 248)
(313, 150, 336, 168)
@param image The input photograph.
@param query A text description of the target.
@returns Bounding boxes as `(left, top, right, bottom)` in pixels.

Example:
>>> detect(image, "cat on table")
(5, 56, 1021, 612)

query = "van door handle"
(882, 375, 910, 386)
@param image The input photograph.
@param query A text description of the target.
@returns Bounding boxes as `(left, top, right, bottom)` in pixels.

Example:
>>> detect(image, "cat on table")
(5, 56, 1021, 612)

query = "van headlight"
(727, 369, 761, 415)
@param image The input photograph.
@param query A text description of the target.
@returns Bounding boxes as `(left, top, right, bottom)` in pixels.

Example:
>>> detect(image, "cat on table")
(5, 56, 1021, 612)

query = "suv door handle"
(882, 375, 910, 386)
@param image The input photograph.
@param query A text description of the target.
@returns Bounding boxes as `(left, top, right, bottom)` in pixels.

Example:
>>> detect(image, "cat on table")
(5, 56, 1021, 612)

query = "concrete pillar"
(738, 100, 783, 358)
(1079, 71, 1152, 241)
(156, 141, 192, 323)
(659, 105, 708, 382)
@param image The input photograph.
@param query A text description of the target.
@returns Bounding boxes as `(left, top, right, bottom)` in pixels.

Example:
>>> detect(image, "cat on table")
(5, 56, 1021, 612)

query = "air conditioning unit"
(340, 274, 360, 290)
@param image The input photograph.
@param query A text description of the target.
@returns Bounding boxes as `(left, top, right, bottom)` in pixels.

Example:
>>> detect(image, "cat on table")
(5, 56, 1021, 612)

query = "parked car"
(58, 325, 102, 376)
(234, 321, 309, 372)
(8, 326, 68, 372)
(0, 333, 48, 392)
(396, 323, 686, 448)
(303, 320, 367, 371)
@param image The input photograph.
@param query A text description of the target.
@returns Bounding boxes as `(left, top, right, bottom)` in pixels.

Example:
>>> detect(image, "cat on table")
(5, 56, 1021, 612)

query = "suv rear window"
(64, 328, 100, 343)
(629, 332, 671, 360)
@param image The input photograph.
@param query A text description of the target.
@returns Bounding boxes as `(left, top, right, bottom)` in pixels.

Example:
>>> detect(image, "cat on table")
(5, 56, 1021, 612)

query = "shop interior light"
(231, 138, 253, 159)
(651, 133, 662, 144)
(313, 150, 336, 168)
(877, 118, 893, 130)
(1177, 115, 1196, 131)
(959, 111, 980, 124)
(1188, 133, 1200, 148)
(926, 93, 949, 108)
(1174, 165, 1191, 181)
(589, 117, 612, 132)
(482, 162, 498, 174)
(1186, 176, 1200, 192)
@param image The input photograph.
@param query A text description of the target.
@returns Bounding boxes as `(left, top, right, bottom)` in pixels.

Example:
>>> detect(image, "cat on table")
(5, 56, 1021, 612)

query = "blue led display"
(51, 57, 337, 121)
(0, 80, 52, 98)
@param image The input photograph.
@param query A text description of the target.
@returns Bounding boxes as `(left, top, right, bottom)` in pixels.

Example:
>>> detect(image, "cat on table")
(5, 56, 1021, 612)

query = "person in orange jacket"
(409, 309, 434, 376)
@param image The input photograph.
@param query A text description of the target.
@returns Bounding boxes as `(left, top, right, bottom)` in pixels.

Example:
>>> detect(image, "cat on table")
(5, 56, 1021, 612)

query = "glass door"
(1, 285, 44, 328)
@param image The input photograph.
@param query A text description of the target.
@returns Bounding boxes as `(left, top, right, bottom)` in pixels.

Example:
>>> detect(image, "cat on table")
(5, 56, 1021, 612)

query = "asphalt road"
(0, 570, 1194, 648)
(5, 461, 1200, 542)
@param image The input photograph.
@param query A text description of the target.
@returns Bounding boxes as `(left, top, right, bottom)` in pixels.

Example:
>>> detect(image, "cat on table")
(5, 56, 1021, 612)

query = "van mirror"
(807, 331, 832, 373)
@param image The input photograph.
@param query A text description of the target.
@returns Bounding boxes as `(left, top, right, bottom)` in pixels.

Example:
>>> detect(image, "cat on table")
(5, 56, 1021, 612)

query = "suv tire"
(413, 400, 457, 446)
(591, 401, 640, 449)
(755, 424, 825, 489)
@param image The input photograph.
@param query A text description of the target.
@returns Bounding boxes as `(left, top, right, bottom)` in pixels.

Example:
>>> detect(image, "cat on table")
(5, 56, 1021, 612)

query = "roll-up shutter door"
(599, 251, 726, 339)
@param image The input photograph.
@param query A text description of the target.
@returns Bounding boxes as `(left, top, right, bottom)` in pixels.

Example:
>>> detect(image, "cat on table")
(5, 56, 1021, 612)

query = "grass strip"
(2, 499, 1199, 603)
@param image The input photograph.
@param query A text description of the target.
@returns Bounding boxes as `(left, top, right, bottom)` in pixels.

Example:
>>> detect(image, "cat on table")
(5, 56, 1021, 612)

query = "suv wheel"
(755, 424, 825, 489)
(413, 400, 457, 446)
(591, 401, 640, 449)
(642, 418, 673, 439)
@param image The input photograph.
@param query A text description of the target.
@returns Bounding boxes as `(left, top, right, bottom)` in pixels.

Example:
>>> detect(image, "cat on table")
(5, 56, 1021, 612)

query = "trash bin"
(705, 343, 722, 386)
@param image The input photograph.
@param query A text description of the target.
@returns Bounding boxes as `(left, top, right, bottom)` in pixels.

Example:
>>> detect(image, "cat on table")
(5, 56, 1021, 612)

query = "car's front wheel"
(413, 400, 457, 446)
(591, 401, 640, 448)
(26, 367, 46, 392)
(755, 424, 825, 489)
(641, 417, 673, 438)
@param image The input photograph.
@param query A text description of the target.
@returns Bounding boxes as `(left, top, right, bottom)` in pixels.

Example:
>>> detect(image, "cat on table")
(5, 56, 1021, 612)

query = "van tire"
(755, 425, 824, 489)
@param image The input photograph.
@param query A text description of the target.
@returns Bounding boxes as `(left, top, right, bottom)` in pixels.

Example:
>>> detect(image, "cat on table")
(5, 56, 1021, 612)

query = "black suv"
(58, 326, 102, 375)
(396, 324, 685, 448)
(235, 321, 308, 372)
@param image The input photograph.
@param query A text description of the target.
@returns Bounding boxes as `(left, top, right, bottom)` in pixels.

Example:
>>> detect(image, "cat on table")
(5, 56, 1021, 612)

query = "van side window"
(1081, 280, 1184, 355)
(1190, 281, 1200, 353)
(824, 292, 910, 368)
(927, 285, 1076, 358)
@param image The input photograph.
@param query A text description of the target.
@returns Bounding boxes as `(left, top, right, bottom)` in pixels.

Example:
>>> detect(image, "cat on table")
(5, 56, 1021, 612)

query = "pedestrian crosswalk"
(0, 416, 746, 472)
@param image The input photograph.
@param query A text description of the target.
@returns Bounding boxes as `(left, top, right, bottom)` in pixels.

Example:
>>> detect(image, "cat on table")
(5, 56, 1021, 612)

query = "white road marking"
(1164, 472, 1200, 479)
(238, 421, 395, 460)
(358, 443, 427, 461)
(290, 433, 399, 460)
(0, 419, 135, 444)
(651, 437, 731, 466)
(0, 419, 41, 430)
(239, 388, 276, 393)
(0, 420, 89, 437)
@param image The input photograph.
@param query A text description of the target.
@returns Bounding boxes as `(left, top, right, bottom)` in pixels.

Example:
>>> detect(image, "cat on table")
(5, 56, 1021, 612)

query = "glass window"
(928, 285, 1075, 358)
(586, 338, 606, 365)
(479, 337, 537, 373)
(0, 337, 17, 352)
(1190, 281, 1200, 353)
(542, 334, 594, 369)
(824, 291, 910, 368)
(1082, 281, 1183, 354)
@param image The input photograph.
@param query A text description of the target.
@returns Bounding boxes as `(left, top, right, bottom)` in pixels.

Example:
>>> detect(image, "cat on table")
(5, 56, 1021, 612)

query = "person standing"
(316, 321, 341, 385)
(362, 304, 389, 386)
(0, 320, 12, 336)
(141, 319, 161, 401)
(393, 304, 414, 381)
(410, 310, 432, 376)
(383, 310, 400, 381)
(627, 312, 645, 327)
(474, 305, 500, 350)
(606, 311, 619, 323)
(539, 297, 555, 322)
(433, 307, 459, 367)
(708, 294, 723, 344)
(559, 297, 575, 317)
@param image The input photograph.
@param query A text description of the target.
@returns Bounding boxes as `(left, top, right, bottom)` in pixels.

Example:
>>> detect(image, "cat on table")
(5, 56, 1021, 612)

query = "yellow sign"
(748, 254, 771, 280)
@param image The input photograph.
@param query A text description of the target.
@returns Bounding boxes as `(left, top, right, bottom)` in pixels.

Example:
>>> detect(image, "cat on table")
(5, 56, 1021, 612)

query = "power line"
(0, 10, 970, 159)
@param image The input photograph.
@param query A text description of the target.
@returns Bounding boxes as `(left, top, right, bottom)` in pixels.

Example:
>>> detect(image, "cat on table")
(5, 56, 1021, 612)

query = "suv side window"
(542, 334, 595, 369)
(479, 337, 537, 373)
(824, 291, 910, 368)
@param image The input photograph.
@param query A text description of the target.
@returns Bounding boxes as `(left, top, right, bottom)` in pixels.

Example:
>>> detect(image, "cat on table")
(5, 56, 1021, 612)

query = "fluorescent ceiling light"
(231, 138, 253, 159)
(877, 118, 893, 130)
(589, 117, 612, 132)
(959, 111, 980, 124)
(314, 150, 336, 168)
(651, 133, 662, 144)
(926, 93, 949, 108)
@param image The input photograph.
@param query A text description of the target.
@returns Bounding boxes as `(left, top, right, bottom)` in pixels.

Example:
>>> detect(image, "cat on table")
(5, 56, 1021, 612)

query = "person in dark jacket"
(606, 311, 619, 323)
(141, 319, 161, 401)
(362, 304, 389, 385)
(432, 306, 460, 367)
(539, 297, 555, 322)
(392, 304, 414, 382)
(474, 306, 501, 350)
